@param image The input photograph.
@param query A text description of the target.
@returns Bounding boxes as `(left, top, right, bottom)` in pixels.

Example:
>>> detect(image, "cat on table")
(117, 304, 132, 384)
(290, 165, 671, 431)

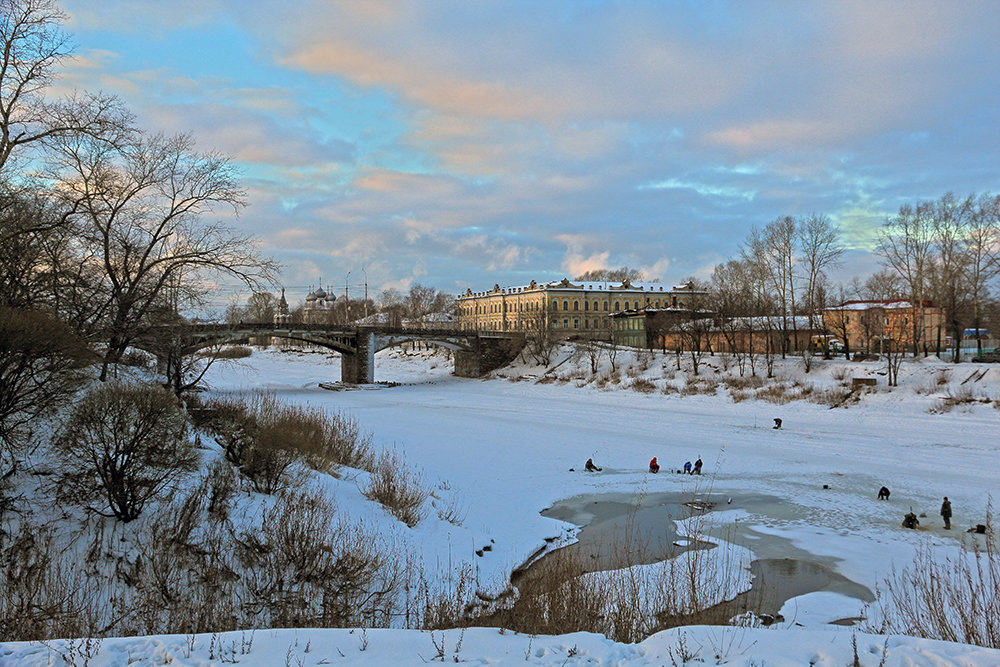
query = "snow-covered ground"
(3, 344, 1000, 665)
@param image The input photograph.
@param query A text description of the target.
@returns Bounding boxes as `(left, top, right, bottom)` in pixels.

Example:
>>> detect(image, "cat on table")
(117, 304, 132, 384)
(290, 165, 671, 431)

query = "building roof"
(827, 299, 935, 311)
(460, 277, 700, 298)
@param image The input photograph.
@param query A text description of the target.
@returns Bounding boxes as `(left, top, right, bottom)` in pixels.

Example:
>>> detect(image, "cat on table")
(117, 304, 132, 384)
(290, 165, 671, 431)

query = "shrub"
(364, 450, 429, 527)
(0, 307, 90, 457)
(56, 382, 196, 522)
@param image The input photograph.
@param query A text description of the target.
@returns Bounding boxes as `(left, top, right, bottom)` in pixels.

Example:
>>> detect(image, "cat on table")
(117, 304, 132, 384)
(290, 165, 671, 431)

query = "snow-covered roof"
(461, 278, 700, 298)
(828, 299, 933, 311)
(403, 312, 457, 326)
(353, 312, 393, 325)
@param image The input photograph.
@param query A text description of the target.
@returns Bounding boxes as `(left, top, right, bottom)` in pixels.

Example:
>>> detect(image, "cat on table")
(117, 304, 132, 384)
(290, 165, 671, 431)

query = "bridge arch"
(140, 323, 524, 384)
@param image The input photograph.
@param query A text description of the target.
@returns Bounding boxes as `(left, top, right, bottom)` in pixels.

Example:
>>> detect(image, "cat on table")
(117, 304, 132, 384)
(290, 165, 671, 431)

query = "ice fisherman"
(683, 461, 692, 474)
(585, 458, 602, 472)
(941, 496, 952, 529)
(693, 458, 703, 475)
(649, 457, 660, 474)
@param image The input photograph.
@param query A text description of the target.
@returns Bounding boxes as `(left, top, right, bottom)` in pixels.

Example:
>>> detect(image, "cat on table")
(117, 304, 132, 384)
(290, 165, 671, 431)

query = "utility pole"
(345, 271, 351, 323)
(362, 267, 368, 319)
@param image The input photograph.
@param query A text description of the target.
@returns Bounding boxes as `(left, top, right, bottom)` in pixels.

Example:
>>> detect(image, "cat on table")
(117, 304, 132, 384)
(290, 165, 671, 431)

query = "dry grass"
(869, 520, 999, 648)
(809, 386, 856, 408)
(931, 386, 992, 413)
(201, 345, 253, 359)
(680, 379, 718, 397)
(431, 506, 751, 644)
(725, 375, 764, 391)
(364, 450, 430, 527)
(630, 378, 657, 394)
(730, 389, 751, 403)
(0, 481, 409, 641)
(206, 393, 375, 490)
(755, 383, 791, 404)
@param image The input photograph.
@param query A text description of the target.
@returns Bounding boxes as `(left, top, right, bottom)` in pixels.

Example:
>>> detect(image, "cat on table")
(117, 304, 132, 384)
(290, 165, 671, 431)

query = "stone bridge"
(145, 323, 525, 384)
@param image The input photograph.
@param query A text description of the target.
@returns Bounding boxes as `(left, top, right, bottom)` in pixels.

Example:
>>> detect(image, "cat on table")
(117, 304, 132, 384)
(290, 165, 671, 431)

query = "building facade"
(457, 278, 700, 338)
(822, 300, 945, 354)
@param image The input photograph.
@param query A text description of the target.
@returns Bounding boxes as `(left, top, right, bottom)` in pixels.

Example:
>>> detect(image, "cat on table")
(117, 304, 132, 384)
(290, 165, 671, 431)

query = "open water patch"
(522, 490, 874, 627)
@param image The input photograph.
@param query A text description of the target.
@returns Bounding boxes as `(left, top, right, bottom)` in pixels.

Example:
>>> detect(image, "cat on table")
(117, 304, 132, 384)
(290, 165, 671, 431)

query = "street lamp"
(345, 271, 351, 323)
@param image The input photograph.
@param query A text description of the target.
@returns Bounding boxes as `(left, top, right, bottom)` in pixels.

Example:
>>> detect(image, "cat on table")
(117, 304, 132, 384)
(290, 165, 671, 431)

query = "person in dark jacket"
(649, 457, 660, 473)
(693, 458, 703, 475)
(585, 458, 602, 472)
(941, 497, 952, 529)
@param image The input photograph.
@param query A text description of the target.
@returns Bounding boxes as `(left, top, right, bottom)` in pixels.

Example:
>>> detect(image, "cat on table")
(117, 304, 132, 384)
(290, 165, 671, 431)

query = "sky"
(55, 0, 1000, 308)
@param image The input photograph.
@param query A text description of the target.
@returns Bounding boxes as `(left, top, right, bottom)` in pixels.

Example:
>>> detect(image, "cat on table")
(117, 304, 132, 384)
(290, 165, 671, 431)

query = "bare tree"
(377, 288, 406, 327)
(929, 193, 973, 361)
(523, 304, 558, 365)
(404, 283, 454, 323)
(575, 267, 647, 282)
(243, 292, 277, 323)
(0, 0, 130, 176)
(797, 213, 843, 334)
(826, 284, 854, 360)
(49, 130, 277, 380)
(877, 201, 934, 356)
(962, 193, 1000, 355)
(582, 337, 604, 374)
(674, 278, 713, 376)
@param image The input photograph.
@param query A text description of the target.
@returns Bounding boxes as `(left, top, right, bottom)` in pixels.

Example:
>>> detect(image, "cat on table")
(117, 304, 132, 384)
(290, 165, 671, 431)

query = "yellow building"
(457, 278, 696, 338)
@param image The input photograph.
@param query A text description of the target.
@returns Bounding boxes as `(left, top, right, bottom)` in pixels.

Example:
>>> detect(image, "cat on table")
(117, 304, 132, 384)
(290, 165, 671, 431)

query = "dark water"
(520, 491, 874, 626)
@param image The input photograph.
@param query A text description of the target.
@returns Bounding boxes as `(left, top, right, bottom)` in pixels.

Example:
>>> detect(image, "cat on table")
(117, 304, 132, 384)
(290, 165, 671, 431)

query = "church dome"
(314, 286, 327, 299)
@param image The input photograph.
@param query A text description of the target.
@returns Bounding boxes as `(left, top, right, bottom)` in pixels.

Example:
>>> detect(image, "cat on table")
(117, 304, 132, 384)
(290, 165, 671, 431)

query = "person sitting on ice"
(585, 458, 602, 472)
(649, 457, 660, 474)
(773, 418, 782, 429)
(693, 458, 703, 475)
(683, 461, 692, 474)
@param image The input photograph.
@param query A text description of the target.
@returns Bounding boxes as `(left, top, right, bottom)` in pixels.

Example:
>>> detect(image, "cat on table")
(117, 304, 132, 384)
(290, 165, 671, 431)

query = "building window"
(552, 299, 558, 310)
(574, 318, 579, 329)
(633, 300, 639, 309)
(603, 300, 608, 311)
(614, 300, 620, 311)
(563, 318, 569, 328)
(573, 300, 579, 311)
(563, 299, 569, 311)
(584, 300, 589, 311)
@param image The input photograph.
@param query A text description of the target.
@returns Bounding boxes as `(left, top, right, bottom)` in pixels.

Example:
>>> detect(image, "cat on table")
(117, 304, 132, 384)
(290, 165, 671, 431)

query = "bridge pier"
(341, 330, 375, 384)
(454, 335, 524, 378)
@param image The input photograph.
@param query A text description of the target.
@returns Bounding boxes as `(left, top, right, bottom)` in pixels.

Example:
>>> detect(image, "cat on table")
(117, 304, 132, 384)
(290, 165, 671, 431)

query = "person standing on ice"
(941, 497, 952, 529)
(693, 458, 703, 475)
(649, 457, 660, 473)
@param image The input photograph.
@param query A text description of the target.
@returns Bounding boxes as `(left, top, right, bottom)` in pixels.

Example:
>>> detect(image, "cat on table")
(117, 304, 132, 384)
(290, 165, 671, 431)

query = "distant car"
(972, 351, 1000, 363)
